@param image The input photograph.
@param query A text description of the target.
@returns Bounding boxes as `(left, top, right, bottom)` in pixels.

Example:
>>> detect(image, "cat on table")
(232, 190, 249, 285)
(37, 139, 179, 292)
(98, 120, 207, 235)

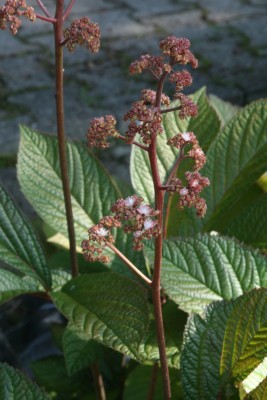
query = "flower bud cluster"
(82, 196, 161, 262)
(129, 54, 171, 78)
(167, 131, 209, 217)
(159, 36, 198, 68)
(0, 0, 35, 35)
(168, 172, 209, 217)
(63, 17, 100, 53)
(111, 195, 161, 251)
(82, 216, 121, 263)
(124, 100, 163, 144)
(141, 89, 170, 107)
(87, 115, 119, 148)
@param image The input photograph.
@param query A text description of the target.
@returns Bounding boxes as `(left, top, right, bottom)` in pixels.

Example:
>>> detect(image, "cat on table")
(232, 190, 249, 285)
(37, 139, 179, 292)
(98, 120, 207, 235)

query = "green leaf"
(63, 325, 103, 376)
(17, 126, 147, 279)
(221, 289, 267, 385)
(31, 356, 90, 398)
(0, 269, 41, 304)
(181, 289, 267, 400)
(137, 301, 186, 368)
(51, 272, 150, 358)
(208, 94, 240, 126)
(0, 183, 51, 289)
(249, 377, 267, 399)
(17, 126, 119, 245)
(223, 192, 267, 248)
(202, 99, 267, 232)
(144, 234, 267, 313)
(130, 87, 221, 205)
(181, 299, 236, 400)
(239, 358, 267, 399)
(0, 362, 50, 399)
(124, 365, 184, 400)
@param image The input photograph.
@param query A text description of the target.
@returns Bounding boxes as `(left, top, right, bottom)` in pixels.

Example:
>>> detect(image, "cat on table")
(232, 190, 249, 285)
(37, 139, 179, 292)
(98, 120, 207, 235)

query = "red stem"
(36, 13, 57, 23)
(148, 69, 171, 398)
(117, 134, 149, 151)
(54, 0, 78, 278)
(91, 363, 106, 400)
(36, 0, 52, 17)
(147, 362, 159, 400)
(63, 0, 76, 20)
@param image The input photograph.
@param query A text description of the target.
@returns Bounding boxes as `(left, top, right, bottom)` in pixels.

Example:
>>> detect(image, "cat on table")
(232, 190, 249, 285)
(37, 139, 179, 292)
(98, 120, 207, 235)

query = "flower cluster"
(159, 36, 198, 68)
(82, 216, 121, 263)
(124, 100, 163, 144)
(168, 172, 209, 217)
(0, 0, 35, 35)
(167, 131, 209, 217)
(82, 196, 161, 262)
(87, 115, 119, 148)
(129, 54, 171, 78)
(63, 17, 100, 53)
(141, 89, 170, 107)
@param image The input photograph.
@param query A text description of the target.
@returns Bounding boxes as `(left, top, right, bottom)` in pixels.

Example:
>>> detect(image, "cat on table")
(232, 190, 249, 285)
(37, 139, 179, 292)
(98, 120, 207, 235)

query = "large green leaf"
(17, 126, 119, 244)
(221, 289, 267, 386)
(17, 126, 147, 278)
(63, 325, 103, 376)
(181, 300, 235, 399)
(240, 359, 267, 399)
(51, 272, 150, 358)
(0, 362, 50, 399)
(249, 377, 267, 399)
(223, 192, 267, 248)
(145, 234, 267, 313)
(202, 99, 267, 232)
(130, 87, 221, 205)
(181, 289, 267, 400)
(124, 365, 184, 400)
(208, 94, 240, 126)
(0, 183, 51, 289)
(0, 269, 41, 304)
(137, 301, 186, 368)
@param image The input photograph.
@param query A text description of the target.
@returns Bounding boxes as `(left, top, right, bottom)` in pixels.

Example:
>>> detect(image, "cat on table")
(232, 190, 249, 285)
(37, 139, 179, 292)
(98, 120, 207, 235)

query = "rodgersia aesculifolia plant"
(1, 1, 267, 400)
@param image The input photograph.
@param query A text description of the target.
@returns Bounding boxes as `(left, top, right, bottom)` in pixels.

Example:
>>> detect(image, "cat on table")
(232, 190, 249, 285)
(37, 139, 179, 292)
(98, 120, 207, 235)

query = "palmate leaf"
(181, 289, 267, 400)
(17, 126, 147, 278)
(51, 272, 150, 358)
(144, 234, 267, 313)
(130, 87, 221, 205)
(0, 183, 51, 289)
(0, 362, 50, 400)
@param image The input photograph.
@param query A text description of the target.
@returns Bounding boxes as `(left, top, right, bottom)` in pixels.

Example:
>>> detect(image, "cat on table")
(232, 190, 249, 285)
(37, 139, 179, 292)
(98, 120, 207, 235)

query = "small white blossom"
(137, 204, 151, 216)
(144, 219, 156, 230)
(181, 132, 191, 141)
(179, 188, 189, 196)
(96, 227, 109, 237)
(124, 196, 135, 207)
(134, 230, 143, 237)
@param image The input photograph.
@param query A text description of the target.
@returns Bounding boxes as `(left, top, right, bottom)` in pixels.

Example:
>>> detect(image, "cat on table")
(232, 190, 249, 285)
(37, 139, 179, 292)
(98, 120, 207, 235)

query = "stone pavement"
(0, 0, 267, 201)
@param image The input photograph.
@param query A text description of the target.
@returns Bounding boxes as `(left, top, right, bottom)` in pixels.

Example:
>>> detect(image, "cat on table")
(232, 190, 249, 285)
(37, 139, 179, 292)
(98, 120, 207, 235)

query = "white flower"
(179, 188, 188, 196)
(181, 132, 191, 141)
(96, 227, 109, 237)
(143, 219, 156, 230)
(134, 230, 143, 237)
(124, 196, 135, 207)
(191, 179, 199, 187)
(137, 204, 151, 216)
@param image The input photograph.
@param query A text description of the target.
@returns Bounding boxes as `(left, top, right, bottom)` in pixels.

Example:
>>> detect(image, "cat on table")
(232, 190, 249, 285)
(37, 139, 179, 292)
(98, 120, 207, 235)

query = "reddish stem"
(54, 0, 78, 278)
(91, 363, 106, 400)
(36, 13, 57, 23)
(148, 77, 171, 396)
(106, 242, 152, 286)
(117, 134, 149, 151)
(36, 0, 52, 17)
(161, 105, 181, 114)
(147, 362, 159, 400)
(63, 0, 76, 20)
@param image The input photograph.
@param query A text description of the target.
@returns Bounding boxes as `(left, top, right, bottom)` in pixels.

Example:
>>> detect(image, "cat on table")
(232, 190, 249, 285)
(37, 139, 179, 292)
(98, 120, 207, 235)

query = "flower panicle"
(82, 196, 161, 263)
(87, 114, 119, 148)
(0, 0, 36, 35)
(63, 16, 100, 53)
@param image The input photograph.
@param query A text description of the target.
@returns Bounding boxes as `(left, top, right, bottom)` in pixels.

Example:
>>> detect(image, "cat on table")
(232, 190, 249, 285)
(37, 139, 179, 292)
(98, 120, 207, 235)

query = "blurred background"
(0, 0, 267, 382)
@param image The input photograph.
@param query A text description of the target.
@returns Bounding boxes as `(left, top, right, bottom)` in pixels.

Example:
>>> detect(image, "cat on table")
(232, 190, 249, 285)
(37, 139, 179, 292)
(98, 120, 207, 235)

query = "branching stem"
(106, 243, 152, 286)
(36, 0, 52, 17)
(54, 0, 78, 278)
(117, 134, 149, 151)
